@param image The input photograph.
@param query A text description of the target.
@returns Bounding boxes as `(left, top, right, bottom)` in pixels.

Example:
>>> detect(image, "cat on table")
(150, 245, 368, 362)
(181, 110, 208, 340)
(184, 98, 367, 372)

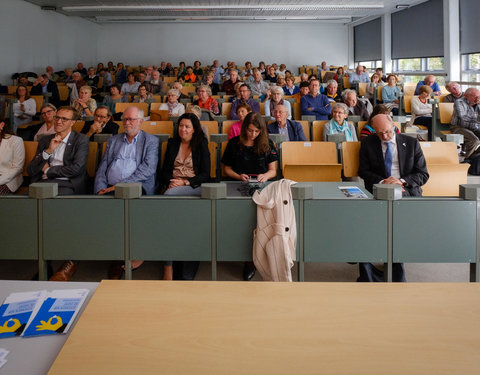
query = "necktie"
(384, 142, 392, 177)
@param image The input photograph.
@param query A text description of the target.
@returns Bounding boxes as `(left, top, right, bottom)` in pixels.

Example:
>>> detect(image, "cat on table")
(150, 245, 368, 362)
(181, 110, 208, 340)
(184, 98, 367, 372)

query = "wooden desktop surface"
(49, 281, 480, 375)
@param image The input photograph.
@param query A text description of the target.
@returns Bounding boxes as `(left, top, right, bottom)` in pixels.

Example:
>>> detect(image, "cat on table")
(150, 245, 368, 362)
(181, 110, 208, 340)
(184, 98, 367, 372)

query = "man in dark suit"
(81, 105, 119, 141)
(267, 104, 307, 141)
(30, 74, 60, 108)
(27, 106, 89, 282)
(358, 114, 429, 282)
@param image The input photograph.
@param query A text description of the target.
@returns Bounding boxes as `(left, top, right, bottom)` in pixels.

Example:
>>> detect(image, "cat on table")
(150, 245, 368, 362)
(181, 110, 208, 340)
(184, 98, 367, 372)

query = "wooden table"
(49, 281, 480, 375)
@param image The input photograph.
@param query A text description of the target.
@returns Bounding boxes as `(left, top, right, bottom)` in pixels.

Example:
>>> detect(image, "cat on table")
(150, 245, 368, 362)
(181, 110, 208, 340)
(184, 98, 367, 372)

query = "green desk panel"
(304, 200, 387, 262)
(216, 199, 300, 262)
(43, 198, 124, 260)
(0, 197, 37, 259)
(393, 200, 476, 262)
(130, 198, 211, 261)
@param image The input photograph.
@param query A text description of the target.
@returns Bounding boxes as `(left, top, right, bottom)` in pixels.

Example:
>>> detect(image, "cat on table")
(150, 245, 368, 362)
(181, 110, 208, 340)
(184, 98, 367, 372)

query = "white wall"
(0, 0, 99, 83)
(96, 21, 348, 72)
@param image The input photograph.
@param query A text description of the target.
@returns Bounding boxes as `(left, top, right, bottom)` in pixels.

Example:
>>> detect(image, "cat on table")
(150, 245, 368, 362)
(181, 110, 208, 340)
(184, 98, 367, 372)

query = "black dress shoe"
(243, 262, 256, 281)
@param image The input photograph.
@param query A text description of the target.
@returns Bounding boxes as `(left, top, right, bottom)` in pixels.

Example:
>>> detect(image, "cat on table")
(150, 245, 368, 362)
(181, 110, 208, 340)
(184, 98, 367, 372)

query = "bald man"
(414, 75, 441, 96)
(450, 88, 480, 158)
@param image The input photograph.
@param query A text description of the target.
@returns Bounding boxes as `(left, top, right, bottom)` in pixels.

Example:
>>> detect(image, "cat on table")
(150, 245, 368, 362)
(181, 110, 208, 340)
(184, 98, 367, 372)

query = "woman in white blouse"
(410, 85, 433, 140)
(0, 121, 25, 194)
(12, 85, 36, 133)
(159, 89, 185, 116)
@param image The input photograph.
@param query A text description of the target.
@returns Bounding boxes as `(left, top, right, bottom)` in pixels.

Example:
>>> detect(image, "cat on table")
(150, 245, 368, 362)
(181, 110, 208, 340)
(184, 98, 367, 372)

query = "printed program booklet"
(338, 186, 369, 199)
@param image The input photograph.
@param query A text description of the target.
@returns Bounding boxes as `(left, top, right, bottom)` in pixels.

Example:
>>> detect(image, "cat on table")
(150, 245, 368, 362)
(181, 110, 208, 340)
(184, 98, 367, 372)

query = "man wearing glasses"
(28, 105, 89, 195)
(81, 105, 119, 141)
(357, 114, 429, 282)
(230, 84, 260, 120)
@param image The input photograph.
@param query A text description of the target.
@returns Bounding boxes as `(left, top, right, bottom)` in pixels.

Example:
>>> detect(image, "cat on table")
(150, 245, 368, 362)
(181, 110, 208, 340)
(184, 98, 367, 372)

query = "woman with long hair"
(0, 121, 25, 194)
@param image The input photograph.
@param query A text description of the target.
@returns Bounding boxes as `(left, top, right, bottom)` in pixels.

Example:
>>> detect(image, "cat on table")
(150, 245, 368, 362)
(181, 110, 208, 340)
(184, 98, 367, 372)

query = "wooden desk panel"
(49, 281, 480, 375)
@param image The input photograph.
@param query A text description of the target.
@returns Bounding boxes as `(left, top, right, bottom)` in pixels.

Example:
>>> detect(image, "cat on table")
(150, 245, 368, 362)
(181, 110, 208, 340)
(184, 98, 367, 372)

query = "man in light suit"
(28, 106, 89, 195)
(358, 114, 429, 282)
(94, 106, 159, 196)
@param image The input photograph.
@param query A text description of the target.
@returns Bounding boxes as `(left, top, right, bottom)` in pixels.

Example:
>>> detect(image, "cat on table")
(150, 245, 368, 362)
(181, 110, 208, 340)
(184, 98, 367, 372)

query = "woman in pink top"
(228, 103, 251, 139)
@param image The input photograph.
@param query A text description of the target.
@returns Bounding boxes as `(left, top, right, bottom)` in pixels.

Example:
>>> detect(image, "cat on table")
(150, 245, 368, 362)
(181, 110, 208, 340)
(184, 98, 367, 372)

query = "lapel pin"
(402, 143, 406, 147)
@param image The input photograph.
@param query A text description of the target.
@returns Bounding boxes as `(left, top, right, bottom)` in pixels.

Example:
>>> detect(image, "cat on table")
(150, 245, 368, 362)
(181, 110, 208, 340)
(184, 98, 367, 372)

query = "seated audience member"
(45, 66, 59, 82)
(63, 68, 74, 83)
(360, 104, 400, 139)
(193, 85, 220, 115)
(34, 104, 57, 141)
(137, 71, 147, 86)
(81, 105, 119, 141)
(97, 62, 105, 71)
(320, 61, 328, 72)
(146, 70, 166, 95)
(375, 67, 387, 82)
(204, 72, 220, 96)
(178, 61, 187, 77)
(414, 75, 441, 96)
(192, 61, 203, 77)
(323, 103, 358, 141)
(73, 85, 96, 120)
(358, 114, 429, 282)
(159, 89, 186, 116)
(85, 67, 99, 88)
(276, 74, 286, 88)
(333, 67, 347, 86)
(72, 72, 86, 92)
(98, 68, 113, 88)
(229, 82, 244, 103)
(300, 79, 331, 120)
(292, 81, 310, 103)
(228, 103, 252, 139)
(444, 82, 464, 103)
(144, 66, 153, 81)
(222, 68, 241, 96)
(31, 74, 60, 108)
(230, 84, 260, 120)
(184, 105, 210, 138)
(382, 74, 402, 115)
(12, 85, 36, 133)
(410, 85, 433, 140)
(343, 89, 369, 121)
(250, 69, 270, 97)
(299, 73, 309, 83)
(212, 60, 224, 84)
(222, 112, 278, 282)
(265, 66, 277, 83)
(267, 104, 306, 141)
(74, 62, 87, 77)
(103, 84, 128, 113)
(284, 76, 300, 96)
(308, 74, 317, 82)
(17, 74, 32, 86)
(265, 86, 292, 119)
(277, 63, 287, 75)
(450, 88, 480, 158)
(121, 72, 140, 95)
(365, 73, 383, 103)
(133, 84, 154, 103)
(172, 81, 190, 100)
(107, 61, 115, 72)
(115, 62, 127, 84)
(325, 79, 342, 103)
(258, 61, 266, 75)
(183, 66, 197, 83)
(159, 61, 170, 76)
(0, 121, 25, 195)
(243, 61, 253, 79)
(94, 106, 159, 280)
(349, 65, 370, 84)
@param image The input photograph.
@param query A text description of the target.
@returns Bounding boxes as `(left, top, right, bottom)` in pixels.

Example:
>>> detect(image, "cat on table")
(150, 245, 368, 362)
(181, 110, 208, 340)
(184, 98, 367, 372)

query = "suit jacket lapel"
(135, 131, 145, 166)
(396, 135, 406, 175)
(63, 131, 75, 164)
(373, 136, 386, 177)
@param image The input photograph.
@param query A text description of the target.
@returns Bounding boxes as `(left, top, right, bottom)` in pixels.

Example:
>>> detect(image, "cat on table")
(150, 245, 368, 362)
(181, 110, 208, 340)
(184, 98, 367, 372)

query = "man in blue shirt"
(300, 78, 331, 120)
(414, 75, 441, 96)
(230, 84, 260, 120)
(349, 65, 370, 84)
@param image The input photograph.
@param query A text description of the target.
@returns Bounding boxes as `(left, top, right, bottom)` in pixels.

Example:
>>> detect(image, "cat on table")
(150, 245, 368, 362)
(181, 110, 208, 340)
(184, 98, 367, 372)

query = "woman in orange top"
(193, 85, 220, 115)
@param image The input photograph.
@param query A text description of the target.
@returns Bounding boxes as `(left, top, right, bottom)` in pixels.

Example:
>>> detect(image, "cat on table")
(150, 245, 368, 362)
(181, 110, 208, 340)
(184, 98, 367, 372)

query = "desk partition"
(1, 182, 479, 282)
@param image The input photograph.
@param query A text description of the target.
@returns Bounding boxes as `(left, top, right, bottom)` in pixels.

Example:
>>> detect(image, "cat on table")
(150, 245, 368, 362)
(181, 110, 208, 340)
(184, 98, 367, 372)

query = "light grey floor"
(0, 260, 471, 282)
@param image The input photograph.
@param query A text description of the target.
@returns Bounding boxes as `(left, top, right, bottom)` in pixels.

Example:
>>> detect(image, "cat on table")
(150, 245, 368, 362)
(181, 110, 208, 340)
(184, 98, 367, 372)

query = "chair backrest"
(343, 76, 351, 89)
(57, 85, 70, 101)
(221, 102, 232, 120)
(358, 82, 367, 97)
(342, 141, 361, 177)
(377, 85, 383, 99)
(23, 141, 38, 176)
(297, 120, 310, 141)
(149, 102, 162, 111)
(86, 142, 98, 178)
(403, 95, 414, 114)
(420, 141, 460, 164)
(357, 121, 368, 138)
(293, 102, 301, 121)
(114, 102, 148, 115)
(312, 120, 328, 141)
(72, 121, 85, 133)
(439, 102, 454, 125)
(281, 141, 338, 171)
(30, 95, 44, 113)
(259, 102, 265, 115)
(140, 121, 174, 135)
(200, 121, 220, 136)
(403, 83, 417, 96)
(221, 120, 237, 135)
(163, 77, 176, 85)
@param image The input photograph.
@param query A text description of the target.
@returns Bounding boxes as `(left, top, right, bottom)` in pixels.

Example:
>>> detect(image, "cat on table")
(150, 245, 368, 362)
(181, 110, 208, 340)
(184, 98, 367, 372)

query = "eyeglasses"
(376, 130, 394, 136)
(41, 109, 54, 116)
(123, 118, 140, 123)
(95, 114, 109, 119)
(54, 116, 74, 122)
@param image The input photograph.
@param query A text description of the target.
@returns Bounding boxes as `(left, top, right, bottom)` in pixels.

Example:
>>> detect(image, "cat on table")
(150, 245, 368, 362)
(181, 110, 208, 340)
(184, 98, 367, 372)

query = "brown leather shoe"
(108, 261, 124, 280)
(49, 261, 78, 281)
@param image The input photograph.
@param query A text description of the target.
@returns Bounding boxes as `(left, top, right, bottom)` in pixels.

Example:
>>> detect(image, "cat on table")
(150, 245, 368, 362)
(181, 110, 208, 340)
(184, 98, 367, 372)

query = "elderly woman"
(0, 121, 25, 195)
(12, 85, 36, 133)
(283, 76, 300, 96)
(74, 85, 97, 119)
(410, 85, 433, 140)
(121, 72, 140, 95)
(204, 72, 220, 96)
(159, 89, 186, 116)
(276, 74, 286, 88)
(228, 103, 252, 139)
(323, 103, 358, 141)
(103, 84, 128, 113)
(333, 67, 347, 85)
(34, 104, 57, 141)
(133, 84, 154, 103)
(382, 74, 402, 115)
(264, 86, 292, 119)
(193, 85, 220, 115)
